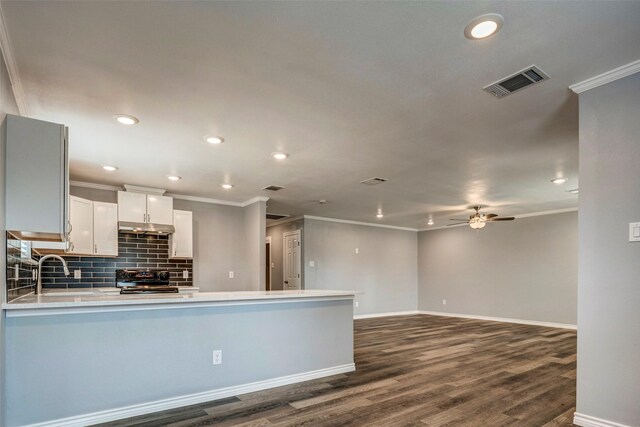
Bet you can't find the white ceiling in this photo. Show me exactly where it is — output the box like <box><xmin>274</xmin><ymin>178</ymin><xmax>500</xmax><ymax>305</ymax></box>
<box><xmin>2</xmin><ymin>1</ymin><xmax>640</xmax><ymax>228</ymax></box>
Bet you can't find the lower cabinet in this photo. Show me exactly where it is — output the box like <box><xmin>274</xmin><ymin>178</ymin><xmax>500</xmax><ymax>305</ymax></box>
<box><xmin>169</xmin><ymin>210</ymin><xmax>193</xmax><ymax>259</ymax></box>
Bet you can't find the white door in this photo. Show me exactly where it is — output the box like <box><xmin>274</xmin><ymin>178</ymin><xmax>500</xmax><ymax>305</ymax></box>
<box><xmin>93</xmin><ymin>202</ymin><xmax>118</xmax><ymax>256</ymax></box>
<box><xmin>117</xmin><ymin>191</ymin><xmax>147</xmax><ymax>223</ymax></box>
<box><xmin>283</xmin><ymin>230</ymin><xmax>301</xmax><ymax>290</ymax></box>
<box><xmin>69</xmin><ymin>196</ymin><xmax>93</xmax><ymax>254</ymax></box>
<box><xmin>169</xmin><ymin>210</ymin><xmax>193</xmax><ymax>259</ymax></box>
<box><xmin>146</xmin><ymin>195</ymin><xmax>173</xmax><ymax>225</ymax></box>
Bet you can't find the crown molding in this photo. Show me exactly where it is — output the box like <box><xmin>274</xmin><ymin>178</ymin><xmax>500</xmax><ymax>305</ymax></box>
<box><xmin>70</xmin><ymin>180</ymin><xmax>268</xmax><ymax>207</ymax></box>
<box><xmin>70</xmin><ymin>180</ymin><xmax>123</xmax><ymax>192</ymax></box>
<box><xmin>240</xmin><ymin>196</ymin><xmax>269</xmax><ymax>207</ymax></box>
<box><xmin>303</xmin><ymin>215</ymin><xmax>418</xmax><ymax>232</ymax></box>
<box><xmin>417</xmin><ymin>207</ymin><xmax>578</xmax><ymax>232</ymax></box>
<box><xmin>569</xmin><ymin>59</ymin><xmax>640</xmax><ymax>94</ymax></box>
<box><xmin>0</xmin><ymin>1</ymin><xmax>28</xmax><ymax>115</ymax></box>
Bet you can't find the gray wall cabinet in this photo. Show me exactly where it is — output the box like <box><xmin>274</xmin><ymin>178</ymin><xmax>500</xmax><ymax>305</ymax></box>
<box><xmin>4</xmin><ymin>114</ymin><xmax>69</xmax><ymax>241</ymax></box>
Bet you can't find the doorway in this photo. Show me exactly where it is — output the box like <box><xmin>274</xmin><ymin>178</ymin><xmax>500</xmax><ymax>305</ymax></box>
<box><xmin>283</xmin><ymin>230</ymin><xmax>301</xmax><ymax>290</ymax></box>
<box><xmin>265</xmin><ymin>236</ymin><xmax>272</xmax><ymax>291</ymax></box>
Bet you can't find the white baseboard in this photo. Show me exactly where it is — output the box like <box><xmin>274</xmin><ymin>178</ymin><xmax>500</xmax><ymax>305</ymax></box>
<box><xmin>574</xmin><ymin>412</ymin><xmax>633</xmax><ymax>427</ymax></box>
<box><xmin>354</xmin><ymin>310</ymin><xmax>419</xmax><ymax>319</ymax></box>
<box><xmin>22</xmin><ymin>363</ymin><xmax>356</xmax><ymax>427</ymax></box>
<box><xmin>418</xmin><ymin>310</ymin><xmax>577</xmax><ymax>330</ymax></box>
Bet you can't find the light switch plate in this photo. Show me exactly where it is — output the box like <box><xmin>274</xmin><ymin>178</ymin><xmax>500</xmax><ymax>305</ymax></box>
<box><xmin>74</xmin><ymin>269</ymin><xmax>82</xmax><ymax>279</ymax></box>
<box><xmin>629</xmin><ymin>222</ymin><xmax>640</xmax><ymax>242</ymax></box>
<box><xmin>309</xmin><ymin>260</ymin><xmax>315</xmax><ymax>267</ymax></box>
<box><xmin>182</xmin><ymin>270</ymin><xmax>189</xmax><ymax>279</ymax></box>
<box><xmin>229</xmin><ymin>271</ymin><xmax>234</xmax><ymax>279</ymax></box>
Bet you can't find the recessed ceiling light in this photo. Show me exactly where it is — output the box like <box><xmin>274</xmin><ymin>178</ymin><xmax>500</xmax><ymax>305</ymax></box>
<box><xmin>464</xmin><ymin>14</ymin><xmax>504</xmax><ymax>40</ymax></box>
<box><xmin>167</xmin><ymin>175</ymin><xmax>182</xmax><ymax>181</ymax></box>
<box><xmin>376</xmin><ymin>209</ymin><xmax>384</xmax><ymax>219</ymax></box>
<box><xmin>271</xmin><ymin>152</ymin><xmax>289</xmax><ymax>160</ymax></box>
<box><xmin>427</xmin><ymin>219</ymin><xmax>434</xmax><ymax>226</ymax></box>
<box><xmin>567</xmin><ymin>188</ymin><xmax>579</xmax><ymax>194</ymax></box>
<box><xmin>551</xmin><ymin>177</ymin><xmax>568</xmax><ymax>184</ymax></box>
<box><xmin>114</xmin><ymin>114</ymin><xmax>139</xmax><ymax>125</ymax></box>
<box><xmin>102</xmin><ymin>165</ymin><xmax>118</xmax><ymax>171</ymax></box>
<box><xmin>205</xmin><ymin>136</ymin><xmax>224</xmax><ymax>144</ymax></box>
<box><xmin>221</xmin><ymin>183</ymin><xmax>233</xmax><ymax>189</ymax></box>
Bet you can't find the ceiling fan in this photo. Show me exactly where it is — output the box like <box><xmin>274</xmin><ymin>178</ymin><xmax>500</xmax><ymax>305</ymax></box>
<box><xmin>448</xmin><ymin>206</ymin><xmax>515</xmax><ymax>229</ymax></box>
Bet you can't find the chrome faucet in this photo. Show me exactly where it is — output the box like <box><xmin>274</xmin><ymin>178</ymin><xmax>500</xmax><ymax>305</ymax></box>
<box><xmin>36</xmin><ymin>254</ymin><xmax>70</xmax><ymax>295</ymax></box>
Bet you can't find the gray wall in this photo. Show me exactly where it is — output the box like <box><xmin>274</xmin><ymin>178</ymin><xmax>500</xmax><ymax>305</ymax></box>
<box><xmin>303</xmin><ymin>218</ymin><xmax>418</xmax><ymax>316</ymax></box>
<box><xmin>418</xmin><ymin>211</ymin><xmax>578</xmax><ymax>325</ymax></box>
<box><xmin>577</xmin><ymin>73</ymin><xmax>640</xmax><ymax>425</ymax></box>
<box><xmin>1</xmin><ymin>44</ymin><xmax>20</xmax><ymax>427</ymax></box>
<box><xmin>266</xmin><ymin>218</ymin><xmax>304</xmax><ymax>290</ymax></box>
<box><xmin>4</xmin><ymin>299</ymin><xmax>354</xmax><ymax>426</ymax></box>
<box><xmin>69</xmin><ymin>187</ymin><xmax>265</xmax><ymax>292</ymax></box>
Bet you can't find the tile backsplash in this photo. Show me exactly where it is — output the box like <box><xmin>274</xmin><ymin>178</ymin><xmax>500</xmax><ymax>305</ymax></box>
<box><xmin>39</xmin><ymin>233</ymin><xmax>193</xmax><ymax>289</ymax></box>
<box><xmin>6</xmin><ymin>236</ymin><xmax>38</xmax><ymax>302</ymax></box>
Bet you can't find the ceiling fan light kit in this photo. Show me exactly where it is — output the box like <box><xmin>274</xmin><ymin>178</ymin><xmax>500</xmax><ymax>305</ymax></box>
<box><xmin>449</xmin><ymin>206</ymin><xmax>515</xmax><ymax>230</ymax></box>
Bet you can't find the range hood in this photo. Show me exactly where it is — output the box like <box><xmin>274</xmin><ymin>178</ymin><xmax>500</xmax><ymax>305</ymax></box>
<box><xmin>118</xmin><ymin>221</ymin><xmax>175</xmax><ymax>235</ymax></box>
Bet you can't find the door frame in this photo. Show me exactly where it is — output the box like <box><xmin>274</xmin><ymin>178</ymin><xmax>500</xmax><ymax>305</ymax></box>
<box><xmin>282</xmin><ymin>230</ymin><xmax>302</xmax><ymax>290</ymax></box>
<box><xmin>265</xmin><ymin>236</ymin><xmax>272</xmax><ymax>291</ymax></box>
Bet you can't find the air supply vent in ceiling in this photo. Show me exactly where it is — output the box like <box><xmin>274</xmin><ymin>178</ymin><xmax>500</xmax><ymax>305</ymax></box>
<box><xmin>266</xmin><ymin>213</ymin><xmax>290</xmax><ymax>220</ymax></box>
<box><xmin>263</xmin><ymin>185</ymin><xmax>284</xmax><ymax>191</ymax></box>
<box><xmin>483</xmin><ymin>65</ymin><xmax>549</xmax><ymax>99</ymax></box>
<box><xmin>360</xmin><ymin>177</ymin><xmax>389</xmax><ymax>186</ymax></box>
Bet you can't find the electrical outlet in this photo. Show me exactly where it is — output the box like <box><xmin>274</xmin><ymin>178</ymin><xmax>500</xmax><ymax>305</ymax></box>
<box><xmin>182</xmin><ymin>270</ymin><xmax>189</xmax><ymax>279</ymax></box>
<box><xmin>355</xmin><ymin>248</ymin><xmax>359</xmax><ymax>254</ymax></box>
<box><xmin>74</xmin><ymin>270</ymin><xmax>82</xmax><ymax>279</ymax></box>
<box><xmin>355</xmin><ymin>301</ymin><xmax>359</xmax><ymax>308</ymax></box>
<box><xmin>442</xmin><ymin>299</ymin><xmax>447</xmax><ymax>305</ymax></box>
<box><xmin>212</xmin><ymin>350</ymin><xmax>222</xmax><ymax>365</ymax></box>
<box><xmin>229</xmin><ymin>271</ymin><xmax>234</xmax><ymax>279</ymax></box>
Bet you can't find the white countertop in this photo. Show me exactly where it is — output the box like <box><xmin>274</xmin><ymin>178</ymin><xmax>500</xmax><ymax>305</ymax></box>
<box><xmin>2</xmin><ymin>289</ymin><xmax>357</xmax><ymax>317</ymax></box>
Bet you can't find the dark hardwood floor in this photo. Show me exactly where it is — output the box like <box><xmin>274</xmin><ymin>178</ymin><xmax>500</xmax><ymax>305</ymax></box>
<box><xmin>96</xmin><ymin>315</ymin><xmax>577</xmax><ymax>427</ymax></box>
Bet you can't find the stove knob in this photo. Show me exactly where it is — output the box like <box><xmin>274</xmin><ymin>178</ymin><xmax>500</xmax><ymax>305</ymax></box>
<box><xmin>158</xmin><ymin>271</ymin><xmax>170</xmax><ymax>281</ymax></box>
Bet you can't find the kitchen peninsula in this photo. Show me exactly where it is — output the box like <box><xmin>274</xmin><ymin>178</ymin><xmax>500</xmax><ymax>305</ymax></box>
<box><xmin>2</xmin><ymin>290</ymin><xmax>356</xmax><ymax>427</ymax></box>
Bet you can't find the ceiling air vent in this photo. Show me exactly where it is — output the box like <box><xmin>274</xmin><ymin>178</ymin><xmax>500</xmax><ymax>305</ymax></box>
<box><xmin>483</xmin><ymin>65</ymin><xmax>549</xmax><ymax>99</ymax></box>
<box><xmin>266</xmin><ymin>213</ymin><xmax>289</xmax><ymax>220</ymax></box>
<box><xmin>360</xmin><ymin>177</ymin><xmax>389</xmax><ymax>186</ymax></box>
<box><xmin>263</xmin><ymin>185</ymin><xmax>284</xmax><ymax>191</ymax></box>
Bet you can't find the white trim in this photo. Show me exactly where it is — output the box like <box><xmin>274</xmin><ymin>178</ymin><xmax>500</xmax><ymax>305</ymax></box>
<box><xmin>123</xmin><ymin>184</ymin><xmax>166</xmax><ymax>195</ymax></box>
<box><xmin>354</xmin><ymin>310</ymin><xmax>419</xmax><ymax>319</ymax></box>
<box><xmin>167</xmin><ymin>192</ymin><xmax>247</xmax><ymax>207</ymax></box>
<box><xmin>20</xmin><ymin>363</ymin><xmax>355</xmax><ymax>427</ymax></box>
<box><xmin>573</xmin><ymin>413</ymin><xmax>633</xmax><ymax>427</ymax></box>
<box><xmin>417</xmin><ymin>207</ymin><xmax>578</xmax><ymax>231</ymax></box>
<box><xmin>418</xmin><ymin>310</ymin><xmax>576</xmax><ymax>330</ymax></box>
<box><xmin>267</xmin><ymin>215</ymin><xmax>304</xmax><ymax>228</ymax></box>
<box><xmin>0</xmin><ymin>1</ymin><xmax>28</xmax><ymax>115</ymax></box>
<box><xmin>69</xmin><ymin>180</ymin><xmax>268</xmax><ymax>207</ymax></box>
<box><xmin>570</xmin><ymin>59</ymin><xmax>640</xmax><ymax>94</ymax></box>
<box><xmin>70</xmin><ymin>180</ymin><xmax>123</xmax><ymax>192</ymax></box>
<box><xmin>304</xmin><ymin>215</ymin><xmax>418</xmax><ymax>232</ymax></box>
<box><xmin>240</xmin><ymin>196</ymin><xmax>269</xmax><ymax>207</ymax></box>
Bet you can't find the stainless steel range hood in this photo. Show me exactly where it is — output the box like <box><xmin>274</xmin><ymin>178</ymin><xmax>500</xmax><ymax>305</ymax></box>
<box><xmin>118</xmin><ymin>221</ymin><xmax>175</xmax><ymax>235</ymax></box>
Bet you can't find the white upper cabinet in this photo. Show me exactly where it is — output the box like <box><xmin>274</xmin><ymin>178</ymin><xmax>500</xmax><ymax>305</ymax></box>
<box><xmin>93</xmin><ymin>202</ymin><xmax>118</xmax><ymax>256</ymax></box>
<box><xmin>169</xmin><ymin>210</ymin><xmax>193</xmax><ymax>259</ymax></box>
<box><xmin>146</xmin><ymin>195</ymin><xmax>173</xmax><ymax>225</ymax></box>
<box><xmin>4</xmin><ymin>114</ymin><xmax>69</xmax><ymax>241</ymax></box>
<box><xmin>117</xmin><ymin>191</ymin><xmax>147</xmax><ymax>223</ymax></box>
<box><xmin>68</xmin><ymin>196</ymin><xmax>93</xmax><ymax>254</ymax></box>
<box><xmin>117</xmin><ymin>191</ymin><xmax>173</xmax><ymax>225</ymax></box>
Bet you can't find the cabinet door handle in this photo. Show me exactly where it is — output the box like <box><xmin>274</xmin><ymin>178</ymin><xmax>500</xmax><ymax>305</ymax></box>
<box><xmin>94</xmin><ymin>244</ymin><xmax>97</xmax><ymax>254</ymax></box>
<box><xmin>143</xmin><ymin>213</ymin><xmax>146</xmax><ymax>223</ymax></box>
<box><xmin>147</xmin><ymin>213</ymin><xmax>151</xmax><ymax>223</ymax></box>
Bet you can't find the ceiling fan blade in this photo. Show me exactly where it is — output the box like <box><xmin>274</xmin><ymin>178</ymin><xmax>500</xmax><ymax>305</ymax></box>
<box><xmin>487</xmin><ymin>217</ymin><xmax>515</xmax><ymax>221</ymax></box>
<box><xmin>484</xmin><ymin>213</ymin><xmax>498</xmax><ymax>219</ymax></box>
<box><xmin>449</xmin><ymin>218</ymin><xmax>470</xmax><ymax>221</ymax></box>
<box><xmin>447</xmin><ymin>222</ymin><xmax>469</xmax><ymax>226</ymax></box>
